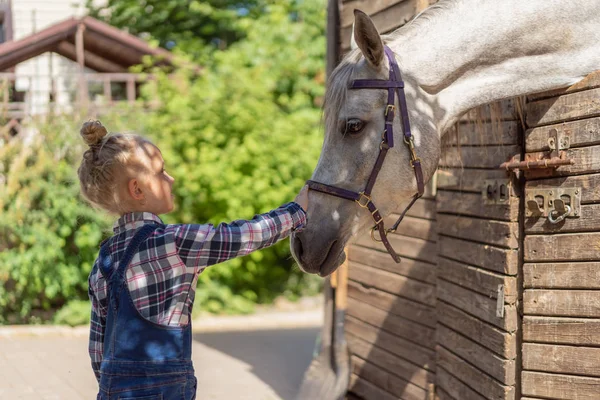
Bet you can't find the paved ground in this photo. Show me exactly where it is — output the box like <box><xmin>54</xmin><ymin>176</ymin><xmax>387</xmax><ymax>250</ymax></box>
<box><xmin>0</xmin><ymin>315</ymin><xmax>321</xmax><ymax>400</ymax></box>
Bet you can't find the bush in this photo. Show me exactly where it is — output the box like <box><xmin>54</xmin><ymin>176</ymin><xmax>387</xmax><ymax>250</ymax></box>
<box><xmin>53</xmin><ymin>299</ymin><xmax>91</xmax><ymax>326</ymax></box>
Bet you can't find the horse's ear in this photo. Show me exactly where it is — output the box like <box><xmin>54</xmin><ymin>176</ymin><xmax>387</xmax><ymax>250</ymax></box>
<box><xmin>353</xmin><ymin>9</ymin><xmax>384</xmax><ymax>68</ymax></box>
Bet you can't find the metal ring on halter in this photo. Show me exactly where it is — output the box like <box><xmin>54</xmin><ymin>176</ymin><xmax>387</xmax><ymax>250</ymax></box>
<box><xmin>356</xmin><ymin>192</ymin><xmax>372</xmax><ymax>208</ymax></box>
<box><xmin>548</xmin><ymin>204</ymin><xmax>572</xmax><ymax>224</ymax></box>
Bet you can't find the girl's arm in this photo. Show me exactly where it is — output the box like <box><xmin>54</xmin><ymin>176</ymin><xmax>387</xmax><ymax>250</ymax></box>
<box><xmin>173</xmin><ymin>201</ymin><xmax>306</xmax><ymax>271</ymax></box>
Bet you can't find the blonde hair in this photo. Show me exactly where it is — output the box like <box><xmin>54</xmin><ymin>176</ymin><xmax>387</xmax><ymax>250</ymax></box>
<box><xmin>77</xmin><ymin>120</ymin><xmax>153</xmax><ymax>214</ymax></box>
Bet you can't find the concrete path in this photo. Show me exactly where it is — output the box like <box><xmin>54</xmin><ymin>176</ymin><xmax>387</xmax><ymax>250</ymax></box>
<box><xmin>0</xmin><ymin>311</ymin><xmax>322</xmax><ymax>400</ymax></box>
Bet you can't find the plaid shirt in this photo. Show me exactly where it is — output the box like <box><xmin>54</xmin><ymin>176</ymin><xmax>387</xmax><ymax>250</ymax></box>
<box><xmin>88</xmin><ymin>202</ymin><xmax>306</xmax><ymax>380</ymax></box>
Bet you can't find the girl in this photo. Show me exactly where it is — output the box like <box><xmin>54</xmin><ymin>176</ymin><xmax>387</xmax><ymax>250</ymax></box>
<box><xmin>79</xmin><ymin>120</ymin><xmax>308</xmax><ymax>400</ymax></box>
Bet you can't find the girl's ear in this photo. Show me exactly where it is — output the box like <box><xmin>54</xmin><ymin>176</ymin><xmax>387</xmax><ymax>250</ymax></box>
<box><xmin>128</xmin><ymin>178</ymin><xmax>144</xmax><ymax>201</ymax></box>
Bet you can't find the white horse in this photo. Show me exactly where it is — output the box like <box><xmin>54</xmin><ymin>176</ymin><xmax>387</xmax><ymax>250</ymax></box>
<box><xmin>291</xmin><ymin>0</ymin><xmax>600</xmax><ymax>276</ymax></box>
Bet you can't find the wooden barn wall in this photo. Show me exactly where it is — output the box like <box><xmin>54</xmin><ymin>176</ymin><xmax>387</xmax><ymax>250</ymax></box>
<box><xmin>521</xmin><ymin>72</ymin><xmax>600</xmax><ymax>399</ymax></box>
<box><xmin>340</xmin><ymin>1</ymin><xmax>438</xmax><ymax>399</ymax></box>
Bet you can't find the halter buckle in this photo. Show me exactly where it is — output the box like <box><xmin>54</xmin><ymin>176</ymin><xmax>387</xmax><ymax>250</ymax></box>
<box><xmin>356</xmin><ymin>192</ymin><xmax>372</xmax><ymax>208</ymax></box>
<box><xmin>404</xmin><ymin>136</ymin><xmax>420</xmax><ymax>166</ymax></box>
<box><xmin>385</xmin><ymin>105</ymin><xmax>396</xmax><ymax>117</ymax></box>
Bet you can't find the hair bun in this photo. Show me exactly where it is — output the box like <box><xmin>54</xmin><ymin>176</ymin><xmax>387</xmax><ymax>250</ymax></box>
<box><xmin>80</xmin><ymin>120</ymin><xmax>108</xmax><ymax>146</ymax></box>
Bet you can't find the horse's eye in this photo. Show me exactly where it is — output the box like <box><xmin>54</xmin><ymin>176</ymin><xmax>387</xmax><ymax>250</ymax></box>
<box><xmin>344</xmin><ymin>119</ymin><xmax>364</xmax><ymax>135</ymax></box>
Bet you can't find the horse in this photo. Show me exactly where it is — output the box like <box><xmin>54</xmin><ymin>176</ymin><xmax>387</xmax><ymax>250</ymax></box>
<box><xmin>291</xmin><ymin>0</ymin><xmax>600</xmax><ymax>277</ymax></box>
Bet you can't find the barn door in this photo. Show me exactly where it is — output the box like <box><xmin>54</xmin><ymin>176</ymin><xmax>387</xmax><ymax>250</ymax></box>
<box><xmin>520</xmin><ymin>72</ymin><xmax>600</xmax><ymax>399</ymax></box>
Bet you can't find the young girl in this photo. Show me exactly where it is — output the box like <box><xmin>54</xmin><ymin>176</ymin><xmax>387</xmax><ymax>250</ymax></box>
<box><xmin>79</xmin><ymin>120</ymin><xmax>308</xmax><ymax>400</ymax></box>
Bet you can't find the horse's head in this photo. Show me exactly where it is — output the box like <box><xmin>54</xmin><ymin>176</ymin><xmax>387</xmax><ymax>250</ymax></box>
<box><xmin>291</xmin><ymin>10</ymin><xmax>440</xmax><ymax>277</ymax></box>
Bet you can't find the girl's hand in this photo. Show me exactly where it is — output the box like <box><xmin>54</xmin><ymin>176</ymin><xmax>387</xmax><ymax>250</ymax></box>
<box><xmin>294</xmin><ymin>185</ymin><xmax>309</xmax><ymax>211</ymax></box>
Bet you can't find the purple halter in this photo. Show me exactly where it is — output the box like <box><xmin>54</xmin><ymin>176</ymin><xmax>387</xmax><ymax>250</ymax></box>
<box><xmin>306</xmin><ymin>46</ymin><xmax>425</xmax><ymax>263</ymax></box>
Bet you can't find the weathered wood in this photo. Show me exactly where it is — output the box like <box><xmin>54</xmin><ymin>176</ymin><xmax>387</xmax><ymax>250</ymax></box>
<box><xmin>523</xmin><ymin>316</ymin><xmax>600</xmax><ymax>346</ymax></box>
<box><xmin>524</xmin><ymin>262</ymin><xmax>600</xmax><ymax>289</ymax></box>
<box><xmin>349</xmin><ymin>245</ymin><xmax>436</xmax><ymax>284</ymax></box>
<box><xmin>525</xmin><ymin>145</ymin><xmax>600</xmax><ymax>176</ymax></box>
<box><xmin>347</xmin><ymin>333</ymin><xmax>434</xmax><ymax>389</ymax></box>
<box><xmin>436</xmin><ymin>367</ymin><xmax>487</xmax><ymax>400</ymax></box>
<box><xmin>438</xmin><ymin>301</ymin><xmax>517</xmax><ymax>359</ymax></box>
<box><xmin>436</xmin><ymin>346</ymin><xmax>515</xmax><ymax>400</ymax></box>
<box><xmin>525</xmin><ymin>204</ymin><xmax>600</xmax><ymax>234</ymax></box>
<box><xmin>349</xmin><ymin>373</ymin><xmax>398</xmax><ymax>400</ymax></box>
<box><xmin>438</xmin><ymin>236</ymin><xmax>518</xmax><ymax>275</ymax></box>
<box><xmin>436</xmin><ymin>387</ymin><xmax>458</xmax><ymax>400</ymax></box>
<box><xmin>526</xmin><ymin>172</ymin><xmax>600</xmax><ymax>203</ymax></box>
<box><xmin>355</xmin><ymin>233</ymin><xmax>438</xmax><ymax>264</ymax></box>
<box><xmin>438</xmin><ymin>257</ymin><xmax>518</xmax><ymax>302</ymax></box>
<box><xmin>352</xmin><ymin>356</ymin><xmax>429</xmax><ymax>400</ymax></box>
<box><xmin>340</xmin><ymin>0</ymin><xmax>407</xmax><ymax>27</ymax></box>
<box><xmin>440</xmin><ymin>145</ymin><xmax>520</xmax><ymax>169</ymax></box>
<box><xmin>437</xmin><ymin>190</ymin><xmax>518</xmax><ymax>221</ymax></box>
<box><xmin>408</xmin><ymin>197</ymin><xmax>437</xmax><ymax>220</ymax></box>
<box><xmin>341</xmin><ymin>0</ymin><xmax>417</xmax><ymax>50</ymax></box>
<box><xmin>437</xmin><ymin>324</ymin><xmax>515</xmax><ymax>385</ymax></box>
<box><xmin>526</xmin><ymin>88</ymin><xmax>600</xmax><ymax>127</ymax></box>
<box><xmin>436</xmin><ymin>168</ymin><xmax>510</xmax><ymax>193</ymax></box>
<box><xmin>444</xmin><ymin>121</ymin><xmax>520</xmax><ymax>146</ymax></box>
<box><xmin>385</xmin><ymin>214</ymin><xmax>437</xmax><ymax>242</ymax></box>
<box><xmin>438</xmin><ymin>214</ymin><xmax>518</xmax><ymax>250</ymax></box>
<box><xmin>523</xmin><ymin>343</ymin><xmax>600</xmax><ymax>378</ymax></box>
<box><xmin>459</xmin><ymin>100</ymin><xmax>519</xmax><ymax>122</ymax></box>
<box><xmin>346</xmin><ymin>315</ymin><xmax>435</xmax><ymax>369</ymax></box>
<box><xmin>349</xmin><ymin>261</ymin><xmax>436</xmax><ymax>306</ymax></box>
<box><xmin>348</xmin><ymin>280</ymin><xmax>437</xmax><ymax>328</ymax></box>
<box><xmin>437</xmin><ymin>280</ymin><xmax>518</xmax><ymax>332</ymax></box>
<box><xmin>522</xmin><ymin>371</ymin><xmax>600</xmax><ymax>399</ymax></box>
<box><xmin>528</xmin><ymin>71</ymin><xmax>600</xmax><ymax>101</ymax></box>
<box><xmin>524</xmin><ymin>233</ymin><xmax>600</xmax><ymax>262</ymax></box>
<box><xmin>347</xmin><ymin>296</ymin><xmax>436</xmax><ymax>348</ymax></box>
<box><xmin>523</xmin><ymin>289</ymin><xmax>600</xmax><ymax>317</ymax></box>
<box><xmin>525</xmin><ymin>116</ymin><xmax>600</xmax><ymax>152</ymax></box>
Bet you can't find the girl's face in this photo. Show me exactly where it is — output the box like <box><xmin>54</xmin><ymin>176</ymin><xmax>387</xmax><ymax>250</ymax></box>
<box><xmin>135</xmin><ymin>144</ymin><xmax>175</xmax><ymax>215</ymax></box>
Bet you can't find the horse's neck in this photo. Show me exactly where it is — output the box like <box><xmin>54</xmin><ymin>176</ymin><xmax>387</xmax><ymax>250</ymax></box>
<box><xmin>390</xmin><ymin>0</ymin><xmax>600</xmax><ymax>133</ymax></box>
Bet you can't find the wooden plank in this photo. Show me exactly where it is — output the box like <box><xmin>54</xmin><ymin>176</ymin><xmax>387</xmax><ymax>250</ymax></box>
<box><xmin>354</xmin><ymin>233</ymin><xmax>438</xmax><ymax>265</ymax></box>
<box><xmin>438</xmin><ymin>214</ymin><xmax>519</xmax><ymax>249</ymax></box>
<box><xmin>436</xmin><ymin>168</ymin><xmax>510</xmax><ymax>193</ymax></box>
<box><xmin>525</xmin><ymin>116</ymin><xmax>600</xmax><ymax>152</ymax></box>
<box><xmin>526</xmin><ymin>173</ymin><xmax>600</xmax><ymax>203</ymax></box>
<box><xmin>352</xmin><ymin>356</ymin><xmax>429</xmax><ymax>400</ymax></box>
<box><xmin>459</xmin><ymin>100</ymin><xmax>519</xmax><ymax>122</ymax></box>
<box><xmin>438</xmin><ymin>301</ymin><xmax>517</xmax><ymax>359</ymax></box>
<box><xmin>438</xmin><ymin>236</ymin><xmax>518</xmax><ymax>275</ymax></box>
<box><xmin>437</xmin><ymin>324</ymin><xmax>516</xmax><ymax>385</ymax></box>
<box><xmin>525</xmin><ymin>204</ymin><xmax>600</xmax><ymax>234</ymax></box>
<box><xmin>347</xmin><ymin>296</ymin><xmax>436</xmax><ymax>348</ymax></box>
<box><xmin>349</xmin><ymin>245</ymin><xmax>436</xmax><ymax>284</ymax></box>
<box><xmin>340</xmin><ymin>0</ymin><xmax>407</xmax><ymax>27</ymax></box>
<box><xmin>438</xmin><ymin>257</ymin><xmax>518</xmax><ymax>303</ymax></box>
<box><xmin>436</xmin><ymin>367</ymin><xmax>486</xmax><ymax>400</ymax></box>
<box><xmin>349</xmin><ymin>374</ymin><xmax>397</xmax><ymax>400</ymax></box>
<box><xmin>523</xmin><ymin>316</ymin><xmax>600</xmax><ymax>346</ymax></box>
<box><xmin>386</xmin><ymin>214</ymin><xmax>437</xmax><ymax>242</ymax></box>
<box><xmin>436</xmin><ymin>346</ymin><xmax>515</xmax><ymax>400</ymax></box>
<box><xmin>523</xmin><ymin>343</ymin><xmax>600</xmax><ymax>378</ymax></box>
<box><xmin>440</xmin><ymin>145</ymin><xmax>520</xmax><ymax>169</ymax></box>
<box><xmin>526</xmin><ymin>145</ymin><xmax>600</xmax><ymax>176</ymax></box>
<box><xmin>436</xmin><ymin>387</ymin><xmax>458</xmax><ymax>400</ymax></box>
<box><xmin>437</xmin><ymin>190</ymin><xmax>518</xmax><ymax>221</ymax></box>
<box><xmin>524</xmin><ymin>262</ymin><xmax>600</xmax><ymax>289</ymax></box>
<box><xmin>349</xmin><ymin>261</ymin><xmax>435</xmax><ymax>306</ymax></box>
<box><xmin>408</xmin><ymin>197</ymin><xmax>436</xmax><ymax>220</ymax></box>
<box><xmin>522</xmin><ymin>371</ymin><xmax>600</xmax><ymax>399</ymax></box>
<box><xmin>347</xmin><ymin>333</ymin><xmax>434</xmax><ymax>389</ymax></box>
<box><xmin>524</xmin><ymin>233</ymin><xmax>600</xmax><ymax>262</ymax></box>
<box><xmin>341</xmin><ymin>0</ymin><xmax>417</xmax><ymax>50</ymax></box>
<box><xmin>528</xmin><ymin>71</ymin><xmax>600</xmax><ymax>101</ymax></box>
<box><xmin>437</xmin><ymin>280</ymin><xmax>518</xmax><ymax>332</ymax></box>
<box><xmin>348</xmin><ymin>280</ymin><xmax>437</xmax><ymax>328</ymax></box>
<box><xmin>523</xmin><ymin>289</ymin><xmax>600</xmax><ymax>317</ymax></box>
<box><xmin>526</xmin><ymin>88</ymin><xmax>600</xmax><ymax>127</ymax></box>
<box><xmin>346</xmin><ymin>316</ymin><xmax>435</xmax><ymax>369</ymax></box>
<box><xmin>443</xmin><ymin>121</ymin><xmax>520</xmax><ymax>146</ymax></box>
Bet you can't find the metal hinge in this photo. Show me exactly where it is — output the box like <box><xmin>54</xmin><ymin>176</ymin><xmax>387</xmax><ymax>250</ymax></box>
<box><xmin>526</xmin><ymin>187</ymin><xmax>582</xmax><ymax>223</ymax></box>
<box><xmin>483</xmin><ymin>179</ymin><xmax>511</xmax><ymax>205</ymax></box>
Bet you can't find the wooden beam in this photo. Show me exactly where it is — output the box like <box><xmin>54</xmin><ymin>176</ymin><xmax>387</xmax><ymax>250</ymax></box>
<box><xmin>76</xmin><ymin>23</ymin><xmax>87</xmax><ymax>107</ymax></box>
<box><xmin>54</xmin><ymin>41</ymin><xmax>127</xmax><ymax>73</ymax></box>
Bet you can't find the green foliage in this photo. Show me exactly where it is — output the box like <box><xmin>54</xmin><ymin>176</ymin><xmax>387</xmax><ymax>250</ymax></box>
<box><xmin>53</xmin><ymin>299</ymin><xmax>91</xmax><ymax>326</ymax></box>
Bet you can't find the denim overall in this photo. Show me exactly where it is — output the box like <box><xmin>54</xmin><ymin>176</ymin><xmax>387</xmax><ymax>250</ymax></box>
<box><xmin>97</xmin><ymin>224</ymin><xmax>197</xmax><ymax>400</ymax></box>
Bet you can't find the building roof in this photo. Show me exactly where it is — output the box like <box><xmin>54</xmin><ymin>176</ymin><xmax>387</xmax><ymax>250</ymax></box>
<box><xmin>0</xmin><ymin>16</ymin><xmax>174</xmax><ymax>72</ymax></box>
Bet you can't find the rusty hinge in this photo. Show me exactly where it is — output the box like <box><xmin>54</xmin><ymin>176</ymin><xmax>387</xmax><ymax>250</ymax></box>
<box><xmin>526</xmin><ymin>187</ymin><xmax>582</xmax><ymax>222</ymax></box>
<box><xmin>499</xmin><ymin>128</ymin><xmax>574</xmax><ymax>178</ymax></box>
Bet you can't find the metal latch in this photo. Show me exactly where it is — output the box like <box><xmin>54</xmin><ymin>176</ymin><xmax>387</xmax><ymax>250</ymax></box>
<box><xmin>483</xmin><ymin>179</ymin><xmax>511</xmax><ymax>205</ymax></box>
<box><xmin>526</xmin><ymin>187</ymin><xmax>581</xmax><ymax>223</ymax></box>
